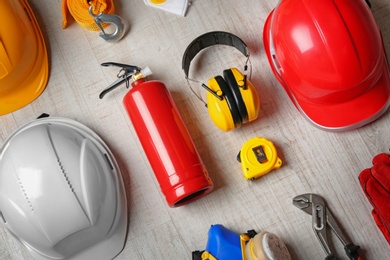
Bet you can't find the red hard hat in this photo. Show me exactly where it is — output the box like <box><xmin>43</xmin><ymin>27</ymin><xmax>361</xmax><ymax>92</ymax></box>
<box><xmin>263</xmin><ymin>0</ymin><xmax>390</xmax><ymax>131</ymax></box>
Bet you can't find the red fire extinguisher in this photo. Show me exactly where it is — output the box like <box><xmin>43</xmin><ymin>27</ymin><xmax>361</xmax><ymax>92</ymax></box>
<box><xmin>100</xmin><ymin>62</ymin><xmax>214</xmax><ymax>207</ymax></box>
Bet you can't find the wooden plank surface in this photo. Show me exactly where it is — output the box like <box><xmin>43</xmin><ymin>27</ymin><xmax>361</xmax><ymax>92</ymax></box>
<box><xmin>1</xmin><ymin>0</ymin><xmax>390</xmax><ymax>259</ymax></box>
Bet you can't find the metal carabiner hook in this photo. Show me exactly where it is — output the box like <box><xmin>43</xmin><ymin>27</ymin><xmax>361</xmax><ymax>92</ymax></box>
<box><xmin>88</xmin><ymin>5</ymin><xmax>126</xmax><ymax>43</ymax></box>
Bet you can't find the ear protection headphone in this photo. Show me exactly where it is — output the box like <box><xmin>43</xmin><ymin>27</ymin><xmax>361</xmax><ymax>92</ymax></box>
<box><xmin>182</xmin><ymin>31</ymin><xmax>260</xmax><ymax>132</ymax></box>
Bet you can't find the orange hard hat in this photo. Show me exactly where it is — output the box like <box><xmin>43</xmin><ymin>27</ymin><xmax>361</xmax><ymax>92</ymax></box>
<box><xmin>263</xmin><ymin>0</ymin><xmax>390</xmax><ymax>131</ymax></box>
<box><xmin>0</xmin><ymin>0</ymin><xmax>49</xmax><ymax>115</ymax></box>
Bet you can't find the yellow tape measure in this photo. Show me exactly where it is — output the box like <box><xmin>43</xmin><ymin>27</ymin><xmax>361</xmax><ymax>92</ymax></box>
<box><xmin>237</xmin><ymin>137</ymin><xmax>282</xmax><ymax>180</ymax></box>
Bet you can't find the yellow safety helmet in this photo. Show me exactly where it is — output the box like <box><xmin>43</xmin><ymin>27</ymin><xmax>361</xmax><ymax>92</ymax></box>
<box><xmin>0</xmin><ymin>0</ymin><xmax>49</xmax><ymax>115</ymax></box>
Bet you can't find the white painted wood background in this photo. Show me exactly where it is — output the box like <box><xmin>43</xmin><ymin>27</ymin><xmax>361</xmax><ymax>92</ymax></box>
<box><xmin>1</xmin><ymin>0</ymin><xmax>390</xmax><ymax>259</ymax></box>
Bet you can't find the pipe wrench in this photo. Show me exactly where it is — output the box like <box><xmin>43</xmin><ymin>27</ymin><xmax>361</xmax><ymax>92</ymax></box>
<box><xmin>293</xmin><ymin>193</ymin><xmax>361</xmax><ymax>260</ymax></box>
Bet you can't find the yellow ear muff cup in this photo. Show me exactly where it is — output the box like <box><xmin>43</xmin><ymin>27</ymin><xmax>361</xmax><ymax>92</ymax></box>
<box><xmin>206</xmin><ymin>76</ymin><xmax>239</xmax><ymax>131</ymax></box>
<box><xmin>214</xmin><ymin>75</ymin><xmax>242</xmax><ymax>127</ymax></box>
<box><xmin>230</xmin><ymin>68</ymin><xmax>260</xmax><ymax>122</ymax></box>
<box><xmin>223</xmin><ymin>68</ymin><xmax>249</xmax><ymax>123</ymax></box>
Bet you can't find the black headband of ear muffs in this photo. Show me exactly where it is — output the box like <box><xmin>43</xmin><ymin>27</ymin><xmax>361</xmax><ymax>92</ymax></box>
<box><xmin>182</xmin><ymin>31</ymin><xmax>249</xmax><ymax>78</ymax></box>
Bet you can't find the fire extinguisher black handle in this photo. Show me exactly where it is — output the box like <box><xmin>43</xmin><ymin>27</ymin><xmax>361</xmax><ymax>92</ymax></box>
<box><xmin>101</xmin><ymin>62</ymin><xmax>141</xmax><ymax>74</ymax></box>
<box><xmin>99</xmin><ymin>76</ymin><xmax>130</xmax><ymax>99</ymax></box>
<box><xmin>99</xmin><ymin>62</ymin><xmax>142</xmax><ymax>99</ymax></box>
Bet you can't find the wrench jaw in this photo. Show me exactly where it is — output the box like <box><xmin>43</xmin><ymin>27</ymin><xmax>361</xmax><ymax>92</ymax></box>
<box><xmin>292</xmin><ymin>194</ymin><xmax>312</xmax><ymax>214</ymax></box>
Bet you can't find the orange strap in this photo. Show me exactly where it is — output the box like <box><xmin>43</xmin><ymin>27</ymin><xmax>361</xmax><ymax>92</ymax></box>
<box><xmin>62</xmin><ymin>0</ymin><xmax>116</xmax><ymax>31</ymax></box>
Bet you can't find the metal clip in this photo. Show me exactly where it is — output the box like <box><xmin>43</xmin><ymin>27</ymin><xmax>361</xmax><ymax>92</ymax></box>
<box><xmin>89</xmin><ymin>5</ymin><xmax>126</xmax><ymax>42</ymax></box>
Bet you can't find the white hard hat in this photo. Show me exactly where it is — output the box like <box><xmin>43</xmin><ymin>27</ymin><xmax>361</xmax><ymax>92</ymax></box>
<box><xmin>0</xmin><ymin>116</ymin><xmax>127</xmax><ymax>260</ymax></box>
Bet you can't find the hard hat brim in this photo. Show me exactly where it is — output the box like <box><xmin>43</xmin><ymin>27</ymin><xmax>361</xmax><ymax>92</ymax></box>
<box><xmin>294</xmin><ymin>62</ymin><xmax>390</xmax><ymax>131</ymax></box>
<box><xmin>263</xmin><ymin>10</ymin><xmax>390</xmax><ymax>131</ymax></box>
